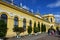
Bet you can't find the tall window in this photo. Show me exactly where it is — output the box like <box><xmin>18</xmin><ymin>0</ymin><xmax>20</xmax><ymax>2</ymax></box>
<box><xmin>1</xmin><ymin>14</ymin><xmax>7</xmax><ymax>24</ymax></box>
<box><xmin>51</xmin><ymin>18</ymin><xmax>52</xmax><ymax>22</ymax></box>
<box><xmin>23</xmin><ymin>18</ymin><xmax>26</xmax><ymax>30</ymax></box>
<box><xmin>14</xmin><ymin>17</ymin><xmax>18</xmax><ymax>27</ymax></box>
<box><xmin>29</xmin><ymin>20</ymin><xmax>32</xmax><ymax>27</ymax></box>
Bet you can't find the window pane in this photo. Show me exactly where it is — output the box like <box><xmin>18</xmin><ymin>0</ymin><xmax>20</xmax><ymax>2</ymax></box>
<box><xmin>1</xmin><ymin>14</ymin><xmax>7</xmax><ymax>23</ymax></box>
<box><xmin>14</xmin><ymin>17</ymin><xmax>18</xmax><ymax>27</ymax></box>
<box><xmin>51</xmin><ymin>18</ymin><xmax>52</xmax><ymax>22</ymax></box>
<box><xmin>23</xmin><ymin>18</ymin><xmax>26</xmax><ymax>30</ymax></box>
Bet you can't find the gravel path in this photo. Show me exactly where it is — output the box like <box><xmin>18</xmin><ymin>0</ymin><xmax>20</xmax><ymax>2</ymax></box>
<box><xmin>37</xmin><ymin>36</ymin><xmax>60</xmax><ymax>40</ymax></box>
<box><xmin>7</xmin><ymin>33</ymin><xmax>60</xmax><ymax>40</ymax></box>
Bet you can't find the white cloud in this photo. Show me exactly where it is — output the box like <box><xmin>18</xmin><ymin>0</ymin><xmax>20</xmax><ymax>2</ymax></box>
<box><xmin>54</xmin><ymin>15</ymin><xmax>60</xmax><ymax>17</ymax></box>
<box><xmin>47</xmin><ymin>1</ymin><xmax>60</xmax><ymax>8</ymax></box>
<box><xmin>54</xmin><ymin>15</ymin><xmax>60</xmax><ymax>23</ymax></box>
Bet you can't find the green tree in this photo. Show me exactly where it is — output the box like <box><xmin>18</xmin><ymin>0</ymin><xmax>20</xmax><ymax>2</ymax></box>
<box><xmin>28</xmin><ymin>26</ymin><xmax>32</xmax><ymax>34</ymax></box>
<box><xmin>34</xmin><ymin>22</ymin><xmax>36</xmax><ymax>27</ymax></box>
<box><xmin>41</xmin><ymin>23</ymin><xmax>44</xmax><ymax>32</ymax></box>
<box><xmin>38</xmin><ymin>22</ymin><xmax>40</xmax><ymax>32</ymax></box>
<box><xmin>0</xmin><ymin>20</ymin><xmax>7</xmax><ymax>38</ymax></box>
<box><xmin>41</xmin><ymin>23</ymin><xmax>46</xmax><ymax>32</ymax></box>
<box><xmin>43</xmin><ymin>24</ymin><xmax>46</xmax><ymax>32</ymax></box>
<box><xmin>34</xmin><ymin>27</ymin><xmax>39</xmax><ymax>33</ymax></box>
<box><xmin>34</xmin><ymin>22</ymin><xmax>36</xmax><ymax>33</ymax></box>
<box><xmin>34</xmin><ymin>22</ymin><xmax>40</xmax><ymax>33</ymax></box>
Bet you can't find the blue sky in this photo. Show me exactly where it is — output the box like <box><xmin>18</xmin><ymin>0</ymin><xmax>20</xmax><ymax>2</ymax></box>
<box><xmin>5</xmin><ymin>0</ymin><xmax>60</xmax><ymax>23</ymax></box>
<box><xmin>13</xmin><ymin>0</ymin><xmax>60</xmax><ymax>15</ymax></box>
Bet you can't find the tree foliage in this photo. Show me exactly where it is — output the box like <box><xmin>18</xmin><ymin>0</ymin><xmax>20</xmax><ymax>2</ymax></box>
<box><xmin>41</xmin><ymin>23</ymin><xmax>44</xmax><ymax>32</ymax></box>
<box><xmin>28</xmin><ymin>26</ymin><xmax>32</xmax><ymax>34</ymax></box>
<box><xmin>34</xmin><ymin>22</ymin><xmax>36</xmax><ymax>27</ymax></box>
<box><xmin>13</xmin><ymin>27</ymin><xmax>25</xmax><ymax>35</ymax></box>
<box><xmin>0</xmin><ymin>20</ymin><xmax>7</xmax><ymax>37</ymax></box>
<box><xmin>34</xmin><ymin>27</ymin><xmax>39</xmax><ymax>33</ymax></box>
<box><xmin>41</xmin><ymin>23</ymin><xmax>46</xmax><ymax>32</ymax></box>
<box><xmin>43</xmin><ymin>24</ymin><xmax>46</xmax><ymax>32</ymax></box>
<box><xmin>38</xmin><ymin>22</ymin><xmax>40</xmax><ymax>32</ymax></box>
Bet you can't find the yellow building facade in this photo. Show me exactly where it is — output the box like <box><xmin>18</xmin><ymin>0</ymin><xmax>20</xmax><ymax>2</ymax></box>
<box><xmin>0</xmin><ymin>0</ymin><xmax>56</xmax><ymax>37</ymax></box>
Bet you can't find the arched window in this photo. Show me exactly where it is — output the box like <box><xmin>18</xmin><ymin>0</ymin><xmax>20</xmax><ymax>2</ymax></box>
<box><xmin>23</xmin><ymin>18</ymin><xmax>26</xmax><ymax>30</ymax></box>
<box><xmin>1</xmin><ymin>14</ymin><xmax>7</xmax><ymax>24</ymax></box>
<box><xmin>14</xmin><ymin>17</ymin><xmax>18</xmax><ymax>27</ymax></box>
<box><xmin>51</xmin><ymin>18</ymin><xmax>52</xmax><ymax>22</ymax></box>
<box><xmin>29</xmin><ymin>20</ymin><xmax>32</xmax><ymax>27</ymax></box>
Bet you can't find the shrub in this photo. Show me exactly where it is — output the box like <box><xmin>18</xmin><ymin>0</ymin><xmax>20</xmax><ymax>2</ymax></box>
<box><xmin>0</xmin><ymin>20</ymin><xmax>7</xmax><ymax>38</ymax></box>
<box><xmin>13</xmin><ymin>27</ymin><xmax>25</xmax><ymax>36</ymax></box>
<box><xmin>28</xmin><ymin>26</ymin><xmax>32</xmax><ymax>34</ymax></box>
